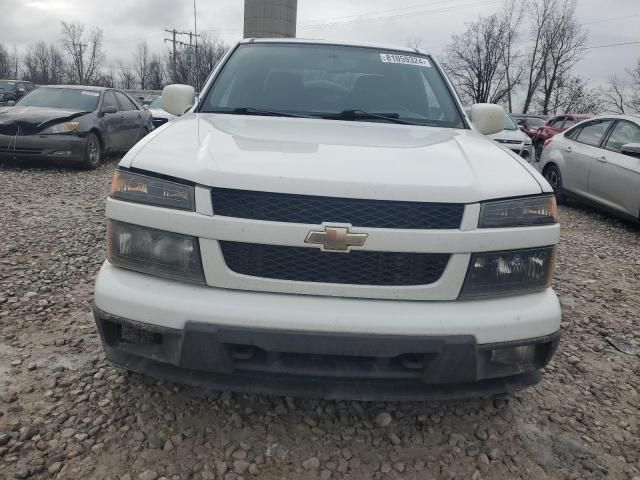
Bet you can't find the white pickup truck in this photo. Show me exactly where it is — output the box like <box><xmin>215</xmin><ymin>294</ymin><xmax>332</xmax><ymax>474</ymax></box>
<box><xmin>93</xmin><ymin>39</ymin><xmax>561</xmax><ymax>400</ymax></box>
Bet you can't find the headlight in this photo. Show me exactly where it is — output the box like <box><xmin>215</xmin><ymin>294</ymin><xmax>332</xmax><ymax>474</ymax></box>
<box><xmin>107</xmin><ymin>220</ymin><xmax>205</xmax><ymax>283</ymax></box>
<box><xmin>40</xmin><ymin>121</ymin><xmax>79</xmax><ymax>134</ymax></box>
<box><xmin>479</xmin><ymin>195</ymin><xmax>557</xmax><ymax>228</ymax></box>
<box><xmin>111</xmin><ymin>170</ymin><xmax>195</xmax><ymax>211</ymax></box>
<box><xmin>460</xmin><ymin>246</ymin><xmax>556</xmax><ymax>299</ymax></box>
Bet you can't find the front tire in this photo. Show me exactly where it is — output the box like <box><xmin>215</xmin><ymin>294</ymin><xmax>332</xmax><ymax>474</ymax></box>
<box><xmin>81</xmin><ymin>133</ymin><xmax>101</xmax><ymax>170</ymax></box>
<box><xmin>543</xmin><ymin>164</ymin><xmax>565</xmax><ymax>204</ymax></box>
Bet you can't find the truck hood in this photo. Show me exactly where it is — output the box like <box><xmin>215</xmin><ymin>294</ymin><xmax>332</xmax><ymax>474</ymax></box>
<box><xmin>124</xmin><ymin>113</ymin><xmax>544</xmax><ymax>203</ymax></box>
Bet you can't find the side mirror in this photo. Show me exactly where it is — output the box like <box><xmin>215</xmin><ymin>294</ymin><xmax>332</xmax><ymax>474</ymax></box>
<box><xmin>621</xmin><ymin>143</ymin><xmax>640</xmax><ymax>159</ymax></box>
<box><xmin>17</xmin><ymin>88</ymin><xmax>25</xmax><ymax>93</ymax></box>
<box><xmin>142</xmin><ymin>104</ymin><xmax>150</xmax><ymax>110</ymax></box>
<box><xmin>516</xmin><ymin>119</ymin><xmax>525</xmax><ymax>126</ymax></box>
<box><xmin>470</xmin><ymin>103</ymin><xmax>505</xmax><ymax>135</ymax></box>
<box><xmin>162</xmin><ymin>84</ymin><xmax>195</xmax><ymax>117</ymax></box>
<box><xmin>102</xmin><ymin>105</ymin><xmax>118</xmax><ymax>114</ymax></box>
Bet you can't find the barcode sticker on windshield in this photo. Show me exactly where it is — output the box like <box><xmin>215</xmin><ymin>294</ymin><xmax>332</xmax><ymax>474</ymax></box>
<box><xmin>380</xmin><ymin>53</ymin><xmax>431</xmax><ymax>67</ymax></box>
<box><xmin>82</xmin><ymin>91</ymin><xmax>100</xmax><ymax>96</ymax></box>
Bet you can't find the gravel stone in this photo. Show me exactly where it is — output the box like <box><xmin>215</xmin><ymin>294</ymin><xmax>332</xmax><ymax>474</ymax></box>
<box><xmin>302</xmin><ymin>457</ymin><xmax>321</xmax><ymax>470</ymax></box>
<box><xmin>138</xmin><ymin>470</ymin><xmax>158</xmax><ymax>480</ymax></box>
<box><xmin>374</xmin><ymin>412</ymin><xmax>392</xmax><ymax>427</ymax></box>
<box><xmin>233</xmin><ymin>460</ymin><xmax>250</xmax><ymax>475</ymax></box>
<box><xmin>1</xmin><ymin>161</ymin><xmax>640</xmax><ymax>480</ymax></box>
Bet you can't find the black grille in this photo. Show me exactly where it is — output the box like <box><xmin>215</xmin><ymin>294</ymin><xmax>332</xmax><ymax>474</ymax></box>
<box><xmin>220</xmin><ymin>242</ymin><xmax>449</xmax><ymax>286</ymax></box>
<box><xmin>211</xmin><ymin>188</ymin><xmax>464</xmax><ymax>230</ymax></box>
<box><xmin>0</xmin><ymin>123</ymin><xmax>40</xmax><ymax>136</ymax></box>
<box><xmin>152</xmin><ymin>118</ymin><xmax>168</xmax><ymax>128</ymax></box>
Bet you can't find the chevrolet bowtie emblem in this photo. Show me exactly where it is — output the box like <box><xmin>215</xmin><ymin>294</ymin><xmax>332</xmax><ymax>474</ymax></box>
<box><xmin>304</xmin><ymin>225</ymin><xmax>368</xmax><ymax>252</ymax></box>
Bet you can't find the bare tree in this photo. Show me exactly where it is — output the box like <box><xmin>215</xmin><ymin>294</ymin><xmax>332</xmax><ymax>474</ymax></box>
<box><xmin>8</xmin><ymin>46</ymin><xmax>20</xmax><ymax>78</ymax></box>
<box><xmin>542</xmin><ymin>75</ymin><xmax>603</xmax><ymax>115</ymax></box>
<box><xmin>0</xmin><ymin>44</ymin><xmax>17</xmax><ymax>79</ymax></box>
<box><xmin>538</xmin><ymin>0</ymin><xmax>587</xmax><ymax>115</ymax></box>
<box><xmin>521</xmin><ymin>0</ymin><xmax>556</xmax><ymax>113</ymax></box>
<box><xmin>94</xmin><ymin>69</ymin><xmax>116</xmax><ymax>88</ymax></box>
<box><xmin>116</xmin><ymin>60</ymin><xmax>136</xmax><ymax>89</ymax></box>
<box><xmin>146</xmin><ymin>54</ymin><xmax>165</xmax><ymax>90</ymax></box>
<box><xmin>627</xmin><ymin>59</ymin><xmax>640</xmax><ymax>112</ymax></box>
<box><xmin>499</xmin><ymin>0</ymin><xmax>524</xmax><ymax>112</ymax></box>
<box><xmin>442</xmin><ymin>14</ymin><xmax>509</xmax><ymax>104</ymax></box>
<box><xmin>194</xmin><ymin>35</ymin><xmax>227</xmax><ymax>89</ymax></box>
<box><xmin>603</xmin><ymin>75</ymin><xmax>628</xmax><ymax>114</ymax></box>
<box><xmin>49</xmin><ymin>45</ymin><xmax>65</xmax><ymax>84</ymax></box>
<box><xmin>134</xmin><ymin>41</ymin><xmax>150</xmax><ymax>90</ymax></box>
<box><xmin>164</xmin><ymin>35</ymin><xmax>227</xmax><ymax>89</ymax></box>
<box><xmin>60</xmin><ymin>21</ymin><xmax>104</xmax><ymax>84</ymax></box>
<box><xmin>406</xmin><ymin>36</ymin><xmax>424</xmax><ymax>51</ymax></box>
<box><xmin>23</xmin><ymin>42</ymin><xmax>64</xmax><ymax>84</ymax></box>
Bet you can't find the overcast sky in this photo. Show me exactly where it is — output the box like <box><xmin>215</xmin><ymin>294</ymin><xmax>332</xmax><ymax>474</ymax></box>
<box><xmin>2</xmin><ymin>0</ymin><xmax>639</xmax><ymax>90</ymax></box>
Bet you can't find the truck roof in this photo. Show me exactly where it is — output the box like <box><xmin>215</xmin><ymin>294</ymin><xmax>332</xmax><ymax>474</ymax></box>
<box><xmin>239</xmin><ymin>37</ymin><xmax>429</xmax><ymax>55</ymax></box>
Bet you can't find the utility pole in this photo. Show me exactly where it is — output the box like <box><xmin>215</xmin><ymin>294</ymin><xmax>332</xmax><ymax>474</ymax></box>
<box><xmin>73</xmin><ymin>41</ymin><xmax>87</xmax><ymax>84</ymax></box>
<box><xmin>164</xmin><ymin>29</ymin><xmax>177</xmax><ymax>82</ymax></box>
<box><xmin>164</xmin><ymin>28</ymin><xmax>200</xmax><ymax>85</ymax></box>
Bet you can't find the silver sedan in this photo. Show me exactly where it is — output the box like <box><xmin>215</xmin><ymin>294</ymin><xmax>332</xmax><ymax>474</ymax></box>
<box><xmin>538</xmin><ymin>114</ymin><xmax>640</xmax><ymax>222</ymax></box>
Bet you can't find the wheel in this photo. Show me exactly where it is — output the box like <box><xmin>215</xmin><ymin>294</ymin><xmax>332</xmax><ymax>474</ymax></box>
<box><xmin>543</xmin><ymin>164</ymin><xmax>565</xmax><ymax>204</ymax></box>
<box><xmin>80</xmin><ymin>133</ymin><xmax>102</xmax><ymax>170</ymax></box>
<box><xmin>534</xmin><ymin>140</ymin><xmax>545</xmax><ymax>160</ymax></box>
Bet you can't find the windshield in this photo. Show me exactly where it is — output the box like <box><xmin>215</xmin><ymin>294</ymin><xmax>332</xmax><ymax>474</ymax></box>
<box><xmin>202</xmin><ymin>43</ymin><xmax>464</xmax><ymax>128</ymax></box>
<box><xmin>504</xmin><ymin>114</ymin><xmax>518</xmax><ymax>130</ymax></box>
<box><xmin>149</xmin><ymin>97</ymin><xmax>162</xmax><ymax>108</ymax></box>
<box><xmin>0</xmin><ymin>80</ymin><xmax>16</xmax><ymax>91</ymax></box>
<box><xmin>16</xmin><ymin>87</ymin><xmax>100</xmax><ymax>111</ymax></box>
<box><xmin>527</xmin><ymin>117</ymin><xmax>545</xmax><ymax>127</ymax></box>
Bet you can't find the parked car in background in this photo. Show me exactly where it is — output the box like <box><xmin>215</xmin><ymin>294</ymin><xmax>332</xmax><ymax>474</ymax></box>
<box><xmin>510</xmin><ymin>114</ymin><xmax>547</xmax><ymax>139</ymax></box>
<box><xmin>141</xmin><ymin>94</ymin><xmax>160</xmax><ymax>106</ymax></box>
<box><xmin>533</xmin><ymin>114</ymin><xmax>592</xmax><ymax>159</ymax></box>
<box><xmin>148</xmin><ymin>96</ymin><xmax>176</xmax><ymax>129</ymax></box>
<box><xmin>539</xmin><ymin>115</ymin><xmax>640</xmax><ymax>222</ymax></box>
<box><xmin>0</xmin><ymin>85</ymin><xmax>153</xmax><ymax>169</ymax></box>
<box><xmin>93</xmin><ymin>39</ymin><xmax>561</xmax><ymax>400</ymax></box>
<box><xmin>489</xmin><ymin>114</ymin><xmax>535</xmax><ymax>162</ymax></box>
<box><xmin>0</xmin><ymin>80</ymin><xmax>36</xmax><ymax>105</ymax></box>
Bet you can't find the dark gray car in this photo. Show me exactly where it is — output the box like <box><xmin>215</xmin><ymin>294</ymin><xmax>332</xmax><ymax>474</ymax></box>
<box><xmin>0</xmin><ymin>85</ymin><xmax>153</xmax><ymax>169</ymax></box>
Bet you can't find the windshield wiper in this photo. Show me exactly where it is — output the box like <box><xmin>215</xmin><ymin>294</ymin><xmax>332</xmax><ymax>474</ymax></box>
<box><xmin>323</xmin><ymin>109</ymin><xmax>420</xmax><ymax>126</ymax></box>
<box><xmin>209</xmin><ymin>106</ymin><xmax>316</xmax><ymax>119</ymax></box>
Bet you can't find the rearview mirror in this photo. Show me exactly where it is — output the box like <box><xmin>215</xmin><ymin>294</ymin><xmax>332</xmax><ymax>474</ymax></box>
<box><xmin>470</xmin><ymin>103</ymin><xmax>505</xmax><ymax>135</ymax></box>
<box><xmin>102</xmin><ymin>105</ymin><xmax>118</xmax><ymax>114</ymax></box>
<box><xmin>621</xmin><ymin>143</ymin><xmax>640</xmax><ymax>159</ymax></box>
<box><xmin>162</xmin><ymin>84</ymin><xmax>195</xmax><ymax>117</ymax></box>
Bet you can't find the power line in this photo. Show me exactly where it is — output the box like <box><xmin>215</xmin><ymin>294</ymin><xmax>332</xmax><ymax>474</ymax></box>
<box><xmin>298</xmin><ymin>0</ymin><xmax>501</xmax><ymax>29</ymax></box>
<box><xmin>580</xmin><ymin>13</ymin><xmax>640</xmax><ymax>25</ymax></box>
<box><xmin>298</xmin><ymin>0</ymin><xmax>460</xmax><ymax>26</ymax></box>
<box><xmin>582</xmin><ymin>40</ymin><xmax>640</xmax><ymax>50</ymax></box>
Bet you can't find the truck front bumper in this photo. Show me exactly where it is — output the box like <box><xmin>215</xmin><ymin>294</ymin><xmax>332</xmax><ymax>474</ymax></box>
<box><xmin>93</xmin><ymin>263</ymin><xmax>561</xmax><ymax>400</ymax></box>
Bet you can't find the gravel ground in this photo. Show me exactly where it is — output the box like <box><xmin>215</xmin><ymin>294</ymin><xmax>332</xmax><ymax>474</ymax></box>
<box><xmin>0</xmin><ymin>158</ymin><xmax>638</xmax><ymax>480</ymax></box>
